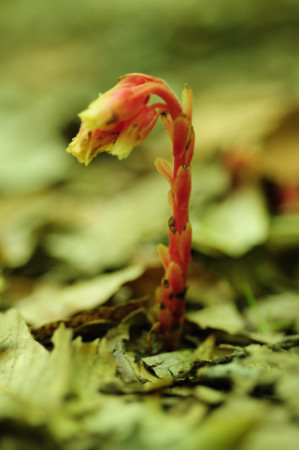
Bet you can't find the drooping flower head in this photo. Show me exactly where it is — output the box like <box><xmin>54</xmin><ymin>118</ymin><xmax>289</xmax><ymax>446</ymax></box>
<box><xmin>67</xmin><ymin>74</ymin><xmax>182</xmax><ymax>164</ymax></box>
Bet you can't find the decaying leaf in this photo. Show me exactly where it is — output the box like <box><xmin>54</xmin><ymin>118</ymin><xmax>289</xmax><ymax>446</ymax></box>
<box><xmin>0</xmin><ymin>309</ymin><xmax>117</xmax><ymax>423</ymax></box>
<box><xmin>16</xmin><ymin>265</ymin><xmax>144</xmax><ymax>327</ymax></box>
<box><xmin>142</xmin><ymin>349</ymin><xmax>199</xmax><ymax>379</ymax></box>
<box><xmin>33</xmin><ymin>298</ymin><xmax>151</xmax><ymax>345</ymax></box>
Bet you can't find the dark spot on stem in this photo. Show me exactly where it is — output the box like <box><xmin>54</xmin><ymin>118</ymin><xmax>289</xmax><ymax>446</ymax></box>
<box><xmin>168</xmin><ymin>216</ymin><xmax>176</xmax><ymax>234</ymax></box>
<box><xmin>163</xmin><ymin>278</ymin><xmax>169</xmax><ymax>288</ymax></box>
<box><xmin>176</xmin><ymin>289</ymin><xmax>187</xmax><ymax>299</ymax></box>
<box><xmin>170</xmin><ymin>322</ymin><xmax>180</xmax><ymax>332</ymax></box>
<box><xmin>159</xmin><ymin>302</ymin><xmax>166</xmax><ymax>309</ymax></box>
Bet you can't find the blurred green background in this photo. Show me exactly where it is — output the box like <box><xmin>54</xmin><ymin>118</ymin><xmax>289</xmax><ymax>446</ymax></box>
<box><xmin>1</xmin><ymin>0</ymin><xmax>299</xmax><ymax>192</ymax></box>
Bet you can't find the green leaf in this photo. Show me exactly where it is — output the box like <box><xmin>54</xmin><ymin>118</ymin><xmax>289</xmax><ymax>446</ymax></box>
<box><xmin>192</xmin><ymin>186</ymin><xmax>269</xmax><ymax>256</ymax></box>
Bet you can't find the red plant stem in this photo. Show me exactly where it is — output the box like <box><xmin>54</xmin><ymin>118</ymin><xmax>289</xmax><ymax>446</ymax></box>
<box><xmin>133</xmin><ymin>80</ymin><xmax>194</xmax><ymax>348</ymax></box>
<box><xmin>135</xmin><ymin>83</ymin><xmax>183</xmax><ymax>119</ymax></box>
<box><xmin>155</xmin><ymin>110</ymin><xmax>194</xmax><ymax>349</ymax></box>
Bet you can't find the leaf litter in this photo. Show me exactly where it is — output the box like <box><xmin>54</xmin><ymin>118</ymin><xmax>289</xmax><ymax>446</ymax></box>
<box><xmin>1</xmin><ymin>127</ymin><xmax>299</xmax><ymax>450</ymax></box>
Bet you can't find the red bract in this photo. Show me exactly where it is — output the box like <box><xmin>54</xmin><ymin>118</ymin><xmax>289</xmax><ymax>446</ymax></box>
<box><xmin>67</xmin><ymin>73</ymin><xmax>195</xmax><ymax>349</ymax></box>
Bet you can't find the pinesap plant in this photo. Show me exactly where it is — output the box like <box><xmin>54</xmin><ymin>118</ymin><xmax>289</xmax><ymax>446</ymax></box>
<box><xmin>67</xmin><ymin>74</ymin><xmax>194</xmax><ymax>349</ymax></box>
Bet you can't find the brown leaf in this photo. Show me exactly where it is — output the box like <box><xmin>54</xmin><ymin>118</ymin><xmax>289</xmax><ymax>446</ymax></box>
<box><xmin>32</xmin><ymin>297</ymin><xmax>151</xmax><ymax>344</ymax></box>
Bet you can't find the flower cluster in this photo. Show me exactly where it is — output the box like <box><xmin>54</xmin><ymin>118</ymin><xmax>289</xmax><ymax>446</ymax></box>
<box><xmin>67</xmin><ymin>74</ymin><xmax>173</xmax><ymax>162</ymax></box>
